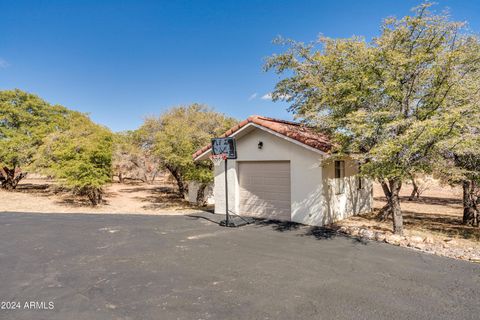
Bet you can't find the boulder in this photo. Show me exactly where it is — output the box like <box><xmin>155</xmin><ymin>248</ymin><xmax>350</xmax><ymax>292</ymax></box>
<box><xmin>469</xmin><ymin>255</ymin><xmax>480</xmax><ymax>263</ymax></box>
<box><xmin>374</xmin><ymin>232</ymin><xmax>386</xmax><ymax>242</ymax></box>
<box><xmin>386</xmin><ymin>234</ymin><xmax>404</xmax><ymax>245</ymax></box>
<box><xmin>423</xmin><ymin>237</ymin><xmax>434</xmax><ymax>244</ymax></box>
<box><xmin>423</xmin><ymin>246</ymin><xmax>434</xmax><ymax>253</ymax></box>
<box><xmin>399</xmin><ymin>239</ymin><xmax>409</xmax><ymax>247</ymax></box>
<box><xmin>409</xmin><ymin>235</ymin><xmax>424</xmax><ymax>243</ymax></box>
<box><xmin>350</xmin><ymin>228</ymin><xmax>360</xmax><ymax>236</ymax></box>
<box><xmin>444</xmin><ymin>238</ymin><xmax>457</xmax><ymax>246</ymax></box>
<box><xmin>362</xmin><ymin>229</ymin><xmax>375</xmax><ymax>240</ymax></box>
<box><xmin>411</xmin><ymin>243</ymin><xmax>426</xmax><ymax>250</ymax></box>
<box><xmin>338</xmin><ymin>226</ymin><xmax>348</xmax><ymax>234</ymax></box>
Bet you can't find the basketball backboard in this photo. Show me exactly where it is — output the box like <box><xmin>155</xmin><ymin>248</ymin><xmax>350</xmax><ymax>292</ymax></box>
<box><xmin>211</xmin><ymin>137</ymin><xmax>237</xmax><ymax>159</ymax></box>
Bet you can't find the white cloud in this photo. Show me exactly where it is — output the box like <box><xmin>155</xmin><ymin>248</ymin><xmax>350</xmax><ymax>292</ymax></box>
<box><xmin>261</xmin><ymin>92</ymin><xmax>291</xmax><ymax>101</ymax></box>
<box><xmin>248</xmin><ymin>93</ymin><xmax>258</xmax><ymax>101</ymax></box>
<box><xmin>0</xmin><ymin>58</ymin><xmax>9</xmax><ymax>69</ymax></box>
<box><xmin>261</xmin><ymin>93</ymin><xmax>272</xmax><ymax>100</ymax></box>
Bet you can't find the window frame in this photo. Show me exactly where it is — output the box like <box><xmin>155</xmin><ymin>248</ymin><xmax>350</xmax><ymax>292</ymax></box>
<box><xmin>357</xmin><ymin>176</ymin><xmax>363</xmax><ymax>190</ymax></box>
<box><xmin>334</xmin><ymin>160</ymin><xmax>345</xmax><ymax>194</ymax></box>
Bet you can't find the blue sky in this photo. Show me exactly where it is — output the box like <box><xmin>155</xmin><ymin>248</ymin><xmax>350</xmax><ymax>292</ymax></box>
<box><xmin>1</xmin><ymin>0</ymin><xmax>479</xmax><ymax>132</ymax></box>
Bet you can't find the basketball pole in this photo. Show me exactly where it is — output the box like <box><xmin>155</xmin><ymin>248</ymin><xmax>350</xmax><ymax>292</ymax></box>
<box><xmin>224</xmin><ymin>158</ymin><xmax>229</xmax><ymax>227</ymax></box>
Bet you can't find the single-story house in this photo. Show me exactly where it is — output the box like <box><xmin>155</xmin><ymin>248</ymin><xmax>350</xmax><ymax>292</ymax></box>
<box><xmin>193</xmin><ymin>115</ymin><xmax>373</xmax><ymax>226</ymax></box>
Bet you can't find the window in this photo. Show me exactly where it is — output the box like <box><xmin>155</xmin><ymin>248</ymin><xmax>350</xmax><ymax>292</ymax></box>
<box><xmin>356</xmin><ymin>162</ymin><xmax>363</xmax><ymax>190</ymax></box>
<box><xmin>357</xmin><ymin>176</ymin><xmax>363</xmax><ymax>190</ymax></box>
<box><xmin>334</xmin><ymin>160</ymin><xmax>345</xmax><ymax>194</ymax></box>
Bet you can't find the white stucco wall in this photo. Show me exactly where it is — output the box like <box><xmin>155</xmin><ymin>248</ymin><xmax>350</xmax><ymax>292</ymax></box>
<box><xmin>212</xmin><ymin>126</ymin><xmax>372</xmax><ymax>226</ymax></box>
<box><xmin>320</xmin><ymin>159</ymin><xmax>373</xmax><ymax>224</ymax></box>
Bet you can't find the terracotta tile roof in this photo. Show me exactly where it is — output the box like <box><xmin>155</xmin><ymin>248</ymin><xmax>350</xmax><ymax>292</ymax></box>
<box><xmin>193</xmin><ymin>115</ymin><xmax>332</xmax><ymax>159</ymax></box>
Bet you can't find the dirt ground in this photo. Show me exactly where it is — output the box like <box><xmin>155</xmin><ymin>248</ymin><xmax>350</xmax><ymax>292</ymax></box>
<box><xmin>336</xmin><ymin>181</ymin><xmax>480</xmax><ymax>247</ymax></box>
<box><xmin>1</xmin><ymin>178</ymin><xmax>478</xmax><ymax>246</ymax></box>
<box><xmin>0</xmin><ymin>178</ymin><xmax>199</xmax><ymax>215</ymax></box>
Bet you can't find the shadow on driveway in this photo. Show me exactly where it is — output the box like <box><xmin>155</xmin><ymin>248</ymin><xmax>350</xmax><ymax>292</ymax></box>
<box><xmin>188</xmin><ymin>212</ymin><xmax>372</xmax><ymax>244</ymax></box>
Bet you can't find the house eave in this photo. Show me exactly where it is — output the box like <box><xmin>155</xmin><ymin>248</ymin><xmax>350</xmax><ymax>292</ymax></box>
<box><xmin>193</xmin><ymin>122</ymin><xmax>330</xmax><ymax>161</ymax></box>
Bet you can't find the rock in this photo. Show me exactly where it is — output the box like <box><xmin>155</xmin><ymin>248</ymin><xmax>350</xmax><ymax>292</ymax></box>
<box><xmin>386</xmin><ymin>234</ymin><xmax>404</xmax><ymax>245</ymax></box>
<box><xmin>449</xmin><ymin>248</ymin><xmax>465</xmax><ymax>259</ymax></box>
<box><xmin>362</xmin><ymin>230</ymin><xmax>375</xmax><ymax>240</ymax></box>
<box><xmin>350</xmin><ymin>228</ymin><xmax>359</xmax><ymax>236</ymax></box>
<box><xmin>423</xmin><ymin>246</ymin><xmax>434</xmax><ymax>253</ymax></box>
<box><xmin>413</xmin><ymin>243</ymin><xmax>426</xmax><ymax>250</ymax></box>
<box><xmin>437</xmin><ymin>248</ymin><xmax>448</xmax><ymax>256</ymax></box>
<box><xmin>399</xmin><ymin>240</ymin><xmax>409</xmax><ymax>247</ymax></box>
<box><xmin>409</xmin><ymin>235</ymin><xmax>424</xmax><ymax>243</ymax></box>
<box><xmin>375</xmin><ymin>232</ymin><xmax>386</xmax><ymax>242</ymax></box>
<box><xmin>338</xmin><ymin>226</ymin><xmax>348</xmax><ymax>234</ymax></box>
<box><xmin>423</xmin><ymin>237</ymin><xmax>434</xmax><ymax>244</ymax></box>
<box><xmin>444</xmin><ymin>238</ymin><xmax>457</xmax><ymax>246</ymax></box>
<box><xmin>469</xmin><ymin>255</ymin><xmax>480</xmax><ymax>263</ymax></box>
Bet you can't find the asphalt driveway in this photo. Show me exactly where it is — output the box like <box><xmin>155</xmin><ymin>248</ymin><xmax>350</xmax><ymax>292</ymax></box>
<box><xmin>0</xmin><ymin>212</ymin><xmax>479</xmax><ymax>320</ymax></box>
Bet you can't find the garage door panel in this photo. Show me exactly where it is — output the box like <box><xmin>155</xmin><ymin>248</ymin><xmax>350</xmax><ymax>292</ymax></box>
<box><xmin>240</xmin><ymin>181</ymin><xmax>290</xmax><ymax>190</ymax></box>
<box><xmin>263</xmin><ymin>177</ymin><xmax>290</xmax><ymax>186</ymax></box>
<box><xmin>239</xmin><ymin>197</ymin><xmax>290</xmax><ymax>206</ymax></box>
<box><xmin>239</xmin><ymin>189</ymin><xmax>289</xmax><ymax>199</ymax></box>
<box><xmin>241</xmin><ymin>162</ymin><xmax>288</xmax><ymax>173</ymax></box>
<box><xmin>269</xmin><ymin>192</ymin><xmax>289</xmax><ymax>201</ymax></box>
<box><xmin>238</xmin><ymin>161</ymin><xmax>291</xmax><ymax>221</ymax></box>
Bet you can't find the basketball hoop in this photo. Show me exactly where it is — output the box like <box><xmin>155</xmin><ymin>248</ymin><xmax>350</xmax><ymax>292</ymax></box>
<box><xmin>209</xmin><ymin>153</ymin><xmax>227</xmax><ymax>166</ymax></box>
<box><xmin>209</xmin><ymin>137</ymin><xmax>237</xmax><ymax>227</ymax></box>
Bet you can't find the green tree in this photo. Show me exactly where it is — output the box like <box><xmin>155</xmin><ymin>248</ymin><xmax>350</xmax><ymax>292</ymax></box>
<box><xmin>265</xmin><ymin>3</ymin><xmax>480</xmax><ymax>234</ymax></box>
<box><xmin>37</xmin><ymin>112</ymin><xmax>113</xmax><ymax>205</ymax></box>
<box><xmin>139</xmin><ymin>104</ymin><xmax>236</xmax><ymax>201</ymax></box>
<box><xmin>436</xmin><ymin>130</ymin><xmax>480</xmax><ymax>226</ymax></box>
<box><xmin>0</xmin><ymin>89</ymin><xmax>70</xmax><ymax>189</ymax></box>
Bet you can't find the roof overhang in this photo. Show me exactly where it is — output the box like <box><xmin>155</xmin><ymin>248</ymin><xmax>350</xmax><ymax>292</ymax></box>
<box><xmin>193</xmin><ymin>122</ymin><xmax>329</xmax><ymax>161</ymax></box>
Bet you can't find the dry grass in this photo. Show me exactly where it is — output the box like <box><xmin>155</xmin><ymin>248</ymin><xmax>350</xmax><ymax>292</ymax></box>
<box><xmin>0</xmin><ymin>178</ymin><xmax>200</xmax><ymax>215</ymax></box>
<box><xmin>337</xmin><ymin>181</ymin><xmax>480</xmax><ymax>246</ymax></box>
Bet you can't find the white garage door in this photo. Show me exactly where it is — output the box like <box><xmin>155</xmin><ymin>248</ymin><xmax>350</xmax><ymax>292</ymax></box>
<box><xmin>238</xmin><ymin>161</ymin><xmax>291</xmax><ymax>221</ymax></box>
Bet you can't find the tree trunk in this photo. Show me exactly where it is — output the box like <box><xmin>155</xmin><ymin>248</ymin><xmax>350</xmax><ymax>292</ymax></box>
<box><xmin>86</xmin><ymin>187</ymin><xmax>102</xmax><ymax>206</ymax></box>
<box><xmin>0</xmin><ymin>166</ymin><xmax>27</xmax><ymax>190</ymax></box>
<box><xmin>462</xmin><ymin>180</ymin><xmax>479</xmax><ymax>227</ymax></box>
<box><xmin>150</xmin><ymin>171</ymin><xmax>158</xmax><ymax>184</ymax></box>
<box><xmin>376</xmin><ymin>180</ymin><xmax>393</xmax><ymax>220</ymax></box>
<box><xmin>196</xmin><ymin>183</ymin><xmax>208</xmax><ymax>206</ymax></box>
<box><xmin>389</xmin><ymin>178</ymin><xmax>403</xmax><ymax>235</ymax></box>
<box><xmin>166</xmin><ymin>165</ymin><xmax>187</xmax><ymax>197</ymax></box>
<box><xmin>142</xmin><ymin>170</ymin><xmax>149</xmax><ymax>184</ymax></box>
<box><xmin>377</xmin><ymin>178</ymin><xmax>404</xmax><ymax>234</ymax></box>
<box><xmin>408</xmin><ymin>177</ymin><xmax>419</xmax><ymax>201</ymax></box>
